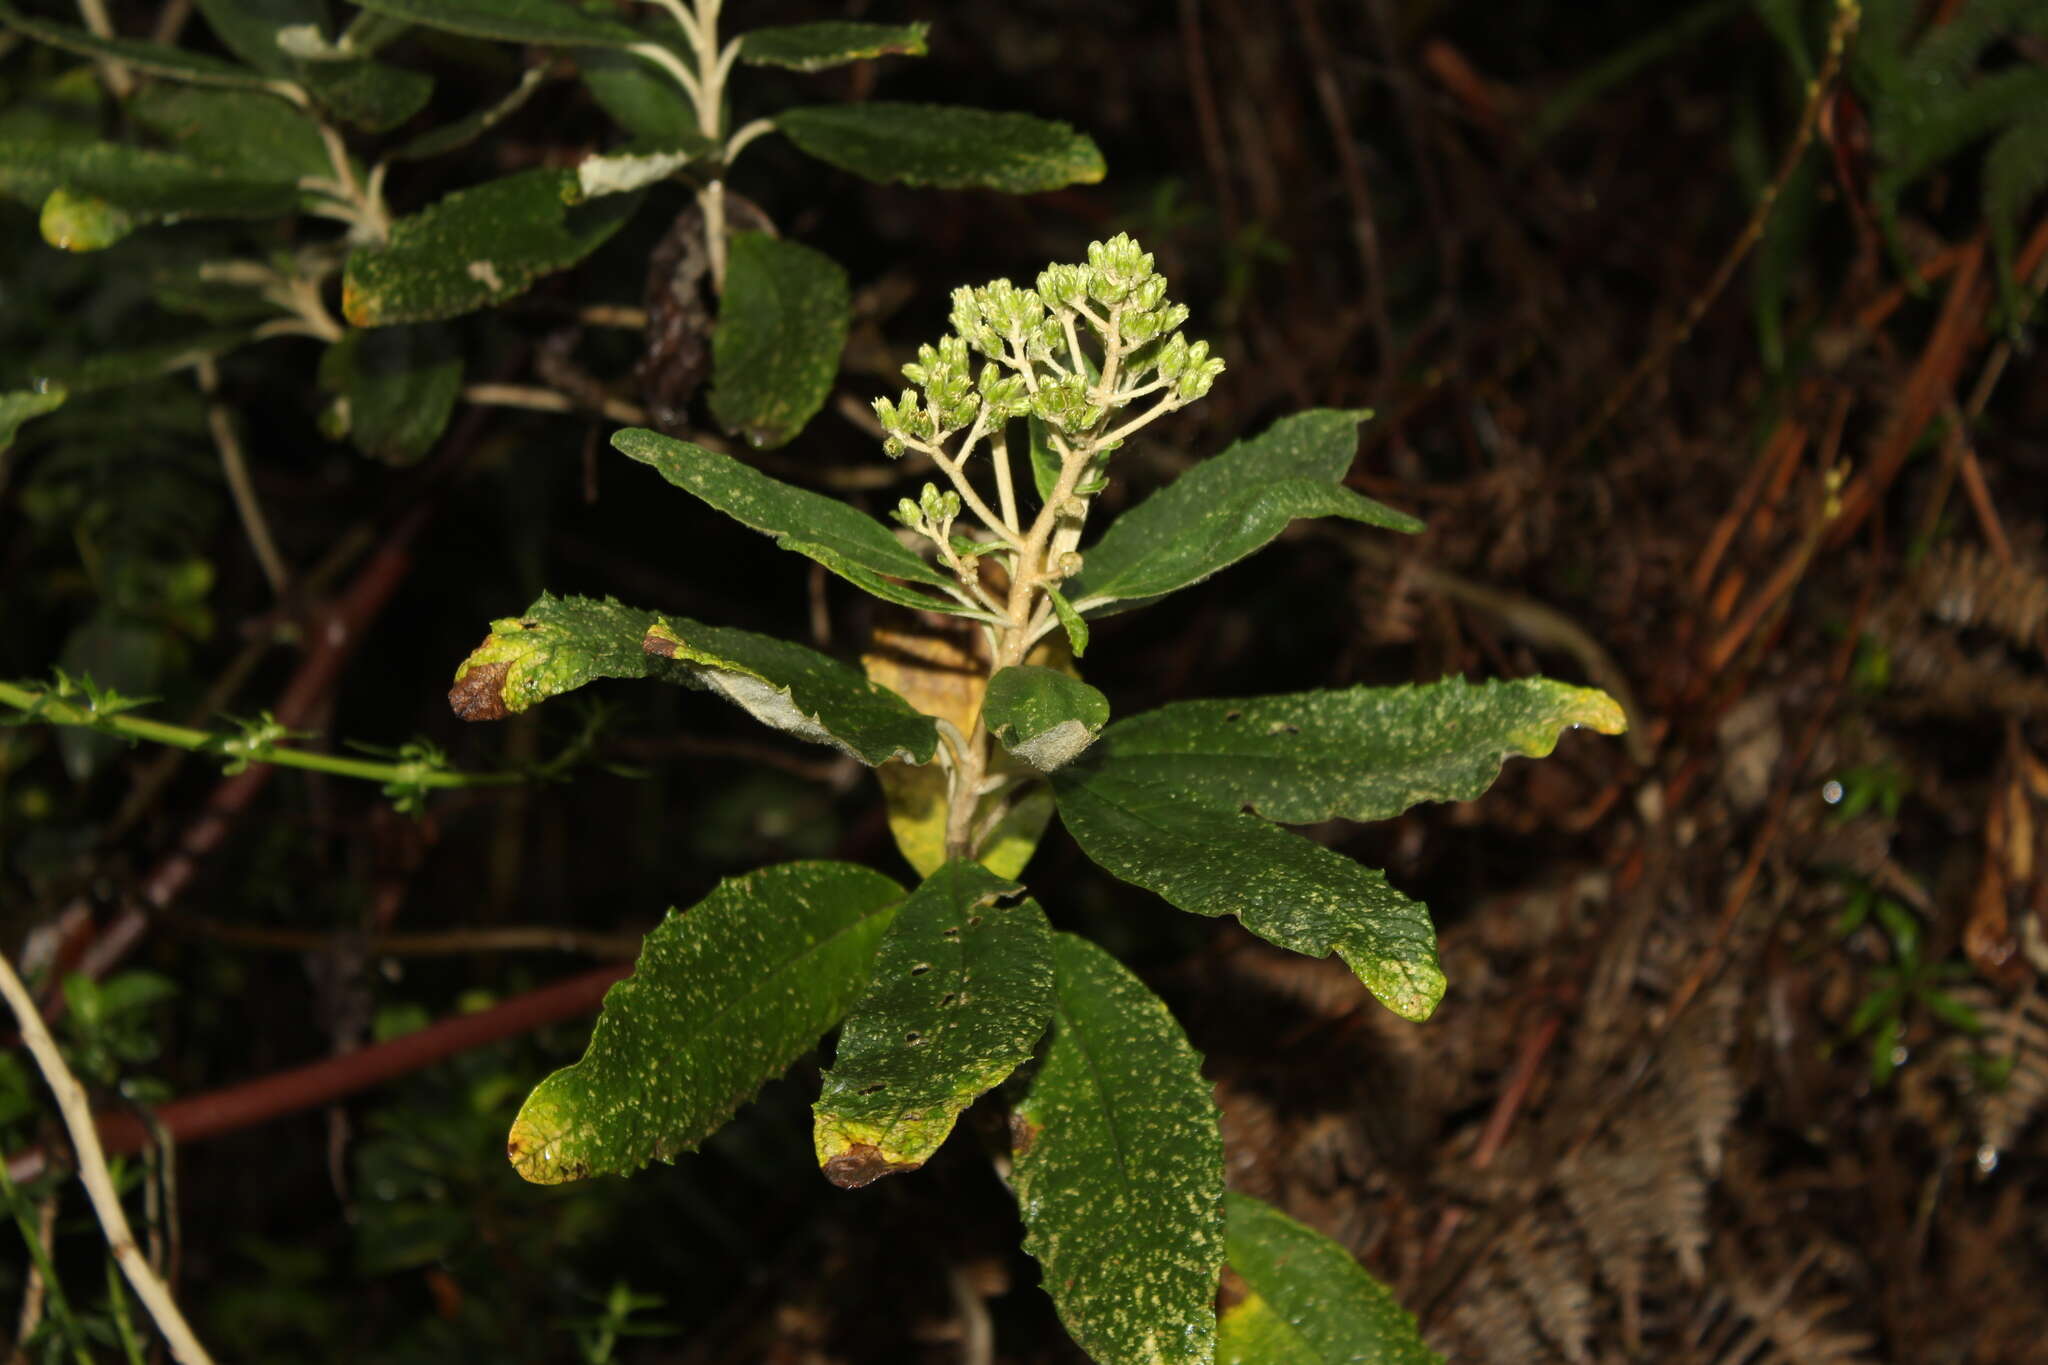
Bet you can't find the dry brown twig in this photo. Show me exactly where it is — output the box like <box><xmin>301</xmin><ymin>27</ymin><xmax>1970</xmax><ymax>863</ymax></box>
<box><xmin>0</xmin><ymin>950</ymin><xmax>215</xmax><ymax>1365</ymax></box>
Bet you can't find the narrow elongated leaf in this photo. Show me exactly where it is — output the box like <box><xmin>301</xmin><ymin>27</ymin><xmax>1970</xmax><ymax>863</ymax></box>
<box><xmin>128</xmin><ymin>86</ymin><xmax>329</xmax><ymax>183</ymax></box>
<box><xmin>814</xmin><ymin>860</ymin><xmax>1052</xmax><ymax>1185</ymax></box>
<box><xmin>352</xmin><ymin>0</ymin><xmax>642</xmax><ymax>46</ymax></box>
<box><xmin>507</xmin><ymin>862</ymin><xmax>905</xmax><ymax>1183</ymax></box>
<box><xmin>709</xmin><ymin>232</ymin><xmax>851</xmax><ymax>449</ymax></box>
<box><xmin>1090</xmin><ymin>679</ymin><xmax>1626</xmax><ymax>824</ymax></box>
<box><xmin>0</xmin><ymin>142</ymin><xmax>302</xmax><ymax>228</ymax></box>
<box><xmin>193</xmin><ymin>0</ymin><xmax>325</xmax><ymax>75</ymax></box>
<box><xmin>342</xmin><ymin>168</ymin><xmax>640</xmax><ymax>325</ymax></box>
<box><xmin>448</xmin><ymin>593</ymin><xmax>939</xmax><ymax>765</ymax></box>
<box><xmin>739</xmin><ymin>21</ymin><xmax>929</xmax><ymax>72</ymax></box>
<box><xmin>318</xmin><ymin>324</ymin><xmax>462</xmax><ymax>465</ymax></box>
<box><xmin>775</xmin><ymin>103</ymin><xmax>1106</xmax><ymax>194</ymax></box>
<box><xmin>0</xmin><ymin>4</ymin><xmax>271</xmax><ymax>88</ymax></box>
<box><xmin>293</xmin><ymin>54</ymin><xmax>434</xmax><ymax>131</ymax></box>
<box><xmin>1047</xmin><ymin>584</ymin><xmax>1089</xmax><ymax>657</ymax></box>
<box><xmin>33</xmin><ymin>330</ymin><xmax>255</xmax><ymax>393</ymax></box>
<box><xmin>1219</xmin><ymin>1193</ymin><xmax>1443</xmax><ymax>1365</ymax></box>
<box><xmin>578</xmin><ymin>45</ymin><xmax>695</xmax><ymax>144</ymax></box>
<box><xmin>642</xmin><ymin>618</ymin><xmax>938</xmax><ymax>765</ymax></box>
<box><xmin>1070</xmin><ymin>410</ymin><xmax>1422</xmax><ymax>615</ymax></box>
<box><xmin>1051</xmin><ymin>769</ymin><xmax>1444</xmax><ymax>1021</ymax></box>
<box><xmin>983</xmin><ymin>665</ymin><xmax>1109</xmax><ymax>772</ymax></box>
<box><xmin>1014</xmin><ymin>934</ymin><xmax>1224</xmax><ymax>1365</ymax></box>
<box><xmin>611</xmin><ymin>428</ymin><xmax>975</xmax><ymax>615</ymax></box>
<box><xmin>0</xmin><ymin>388</ymin><xmax>66</xmax><ymax>455</ymax></box>
<box><xmin>194</xmin><ymin>0</ymin><xmax>432</xmax><ymax>128</ymax></box>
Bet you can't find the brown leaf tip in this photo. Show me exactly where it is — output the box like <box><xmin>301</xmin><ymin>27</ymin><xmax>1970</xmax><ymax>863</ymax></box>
<box><xmin>823</xmin><ymin>1143</ymin><xmax>918</xmax><ymax>1189</ymax></box>
<box><xmin>642</xmin><ymin>628</ymin><xmax>680</xmax><ymax>659</ymax></box>
<box><xmin>1008</xmin><ymin>1114</ymin><xmax>1041</xmax><ymax>1155</ymax></box>
<box><xmin>449</xmin><ymin>657</ymin><xmax>513</xmax><ymax>721</ymax></box>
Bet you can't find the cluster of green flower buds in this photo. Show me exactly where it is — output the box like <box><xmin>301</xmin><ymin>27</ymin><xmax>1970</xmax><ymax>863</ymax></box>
<box><xmin>891</xmin><ymin>481</ymin><xmax>962</xmax><ymax>543</ymax></box>
<box><xmin>870</xmin><ymin>233</ymin><xmax>1224</xmax><ymax>458</ymax></box>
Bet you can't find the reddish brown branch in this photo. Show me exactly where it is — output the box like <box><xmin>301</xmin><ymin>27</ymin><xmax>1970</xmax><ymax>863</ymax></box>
<box><xmin>8</xmin><ymin>964</ymin><xmax>629</xmax><ymax>1183</ymax></box>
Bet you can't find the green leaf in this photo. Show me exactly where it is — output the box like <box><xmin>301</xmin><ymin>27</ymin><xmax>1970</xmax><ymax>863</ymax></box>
<box><xmin>33</xmin><ymin>330</ymin><xmax>255</xmax><ymax>393</ymax></box>
<box><xmin>1014</xmin><ymin>934</ymin><xmax>1223</xmax><ymax>1365</ymax></box>
<box><xmin>1029</xmin><ymin>414</ymin><xmax>1062</xmax><ymax>503</ymax></box>
<box><xmin>1047</xmin><ymin>584</ymin><xmax>1089</xmax><ymax>658</ymax></box>
<box><xmin>0</xmin><ymin>142</ymin><xmax>303</xmax><ymax>242</ymax></box>
<box><xmin>1218</xmin><ymin>1192</ymin><xmax>1443</xmax><ymax>1365</ymax></box>
<box><xmin>738</xmin><ymin>21</ymin><xmax>929</xmax><ymax>72</ymax></box>
<box><xmin>341</xmin><ymin>168</ymin><xmax>640</xmax><ymax>325</ymax></box>
<box><xmin>318</xmin><ymin>324</ymin><xmax>463</xmax><ymax>465</ymax></box>
<box><xmin>0</xmin><ymin>387</ymin><xmax>66</xmax><ymax>455</ymax></box>
<box><xmin>1088</xmin><ymin>678</ymin><xmax>1626</xmax><ymax>824</ymax></box>
<box><xmin>293</xmin><ymin>55</ymin><xmax>434</xmax><ymax>132</ymax></box>
<box><xmin>1050</xmin><ymin>769</ymin><xmax>1444</xmax><ymax>1021</ymax></box>
<box><xmin>192</xmin><ymin>0</ymin><xmax>325</xmax><ymax>75</ymax></box>
<box><xmin>813</xmin><ymin>860</ymin><xmax>1052</xmax><ymax>1185</ymax></box>
<box><xmin>37</xmin><ymin>188</ymin><xmax>137</xmax><ymax>250</ymax></box>
<box><xmin>709</xmin><ymin>232</ymin><xmax>851</xmax><ymax>449</ymax></box>
<box><xmin>1071</xmin><ymin>410</ymin><xmax>1421</xmax><ymax>615</ymax></box>
<box><xmin>351</xmin><ymin>0</ymin><xmax>642</xmax><ymax>46</ymax></box>
<box><xmin>775</xmin><ymin>103</ymin><xmax>1106</xmax><ymax>195</ymax></box>
<box><xmin>0</xmin><ymin>3</ymin><xmax>272</xmax><ymax>89</ymax></box>
<box><xmin>578</xmin><ymin>45</ymin><xmax>695</xmax><ymax>144</ymax></box>
<box><xmin>508</xmin><ymin>861</ymin><xmax>905</xmax><ymax>1183</ymax></box>
<box><xmin>983</xmin><ymin>665</ymin><xmax>1109</xmax><ymax>772</ymax></box>
<box><xmin>641</xmin><ymin>617</ymin><xmax>939</xmax><ymax>766</ymax></box>
<box><xmin>449</xmin><ymin>593</ymin><xmax>939</xmax><ymax>766</ymax></box>
<box><xmin>611</xmin><ymin>429</ymin><xmax>977</xmax><ymax>616</ymax></box>
<box><xmin>127</xmin><ymin>87</ymin><xmax>329</xmax><ymax>183</ymax></box>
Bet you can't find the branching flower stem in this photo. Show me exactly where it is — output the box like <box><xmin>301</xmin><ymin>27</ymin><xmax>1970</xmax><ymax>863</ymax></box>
<box><xmin>0</xmin><ymin>949</ymin><xmax>216</xmax><ymax>1365</ymax></box>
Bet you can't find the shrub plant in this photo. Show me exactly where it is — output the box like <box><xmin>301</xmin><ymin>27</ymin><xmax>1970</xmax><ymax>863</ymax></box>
<box><xmin>450</xmin><ymin>232</ymin><xmax>1628</xmax><ymax>1363</ymax></box>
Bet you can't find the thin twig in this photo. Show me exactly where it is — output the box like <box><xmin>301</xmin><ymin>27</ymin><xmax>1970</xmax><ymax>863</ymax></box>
<box><xmin>0</xmin><ymin>951</ymin><xmax>216</xmax><ymax>1365</ymax></box>
<box><xmin>72</xmin><ymin>0</ymin><xmax>133</xmax><ymax>96</ymax></box>
<box><xmin>463</xmin><ymin>382</ymin><xmax>649</xmax><ymax>427</ymax></box>
<box><xmin>197</xmin><ymin>360</ymin><xmax>291</xmax><ymax>597</ymax></box>
<box><xmin>177</xmin><ymin>919</ymin><xmax>646</xmax><ymax>959</ymax></box>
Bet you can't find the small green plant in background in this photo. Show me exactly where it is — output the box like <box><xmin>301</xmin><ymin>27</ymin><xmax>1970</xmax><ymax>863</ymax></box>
<box><xmin>448</xmin><ymin>234</ymin><xmax>1628</xmax><ymax>1363</ymax></box>
<box><xmin>1831</xmin><ymin>886</ymin><xmax>1983</xmax><ymax>1089</ymax></box>
<box><xmin>0</xmin><ymin>0</ymin><xmax>1104</xmax><ymax>469</ymax></box>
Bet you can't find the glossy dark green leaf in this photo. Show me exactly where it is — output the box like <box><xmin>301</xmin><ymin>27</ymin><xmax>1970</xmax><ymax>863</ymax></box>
<box><xmin>192</xmin><ymin>0</ymin><xmax>432</xmax><ymax>129</ymax></box>
<box><xmin>1014</xmin><ymin>933</ymin><xmax>1223</xmax><ymax>1365</ymax></box>
<box><xmin>611</xmin><ymin>428</ymin><xmax>976</xmax><ymax>616</ymax></box>
<box><xmin>341</xmin><ymin>168</ymin><xmax>640</xmax><ymax>325</ymax></box>
<box><xmin>352</xmin><ymin>0</ymin><xmax>642</xmax><ymax>45</ymax></box>
<box><xmin>813</xmin><ymin>860</ymin><xmax>1051</xmax><ymax>1185</ymax></box>
<box><xmin>508</xmin><ymin>862</ymin><xmax>906</xmax><ymax>1183</ymax></box>
<box><xmin>0</xmin><ymin>141</ymin><xmax>303</xmax><ymax>237</ymax></box>
<box><xmin>128</xmin><ymin>86</ymin><xmax>329</xmax><ymax>185</ymax></box>
<box><xmin>578</xmin><ymin>44</ymin><xmax>695</xmax><ymax>144</ymax></box>
<box><xmin>775</xmin><ymin>103</ymin><xmax>1106</xmax><ymax>194</ymax></box>
<box><xmin>0</xmin><ymin>3</ymin><xmax>271</xmax><ymax>88</ymax></box>
<box><xmin>1070</xmin><ymin>410</ymin><xmax>1422</xmax><ymax>615</ymax></box>
<box><xmin>1051</xmin><ymin>769</ymin><xmax>1444</xmax><ymax>1021</ymax></box>
<box><xmin>983</xmin><ymin>665</ymin><xmax>1109</xmax><ymax>772</ymax></box>
<box><xmin>1219</xmin><ymin>1193</ymin><xmax>1443</xmax><ymax>1365</ymax></box>
<box><xmin>1089</xmin><ymin>679</ymin><xmax>1626</xmax><ymax>824</ymax></box>
<box><xmin>0</xmin><ymin>388</ymin><xmax>66</xmax><ymax>455</ymax></box>
<box><xmin>708</xmin><ymin>232</ymin><xmax>850</xmax><ymax>449</ymax></box>
<box><xmin>318</xmin><ymin>324</ymin><xmax>462</xmax><ymax>464</ymax></box>
<box><xmin>449</xmin><ymin>592</ymin><xmax>939</xmax><ymax>765</ymax></box>
<box><xmin>739</xmin><ymin>21</ymin><xmax>929</xmax><ymax>72</ymax></box>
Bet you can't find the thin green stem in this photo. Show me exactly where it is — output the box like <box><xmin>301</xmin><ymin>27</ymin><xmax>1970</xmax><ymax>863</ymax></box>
<box><xmin>0</xmin><ymin>681</ymin><xmax>523</xmax><ymax>793</ymax></box>
<box><xmin>0</xmin><ymin>1160</ymin><xmax>94</xmax><ymax>1365</ymax></box>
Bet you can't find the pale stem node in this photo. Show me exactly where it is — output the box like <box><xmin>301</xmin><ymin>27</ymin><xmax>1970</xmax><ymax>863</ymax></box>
<box><xmin>0</xmin><ymin>950</ymin><xmax>218</xmax><ymax>1365</ymax></box>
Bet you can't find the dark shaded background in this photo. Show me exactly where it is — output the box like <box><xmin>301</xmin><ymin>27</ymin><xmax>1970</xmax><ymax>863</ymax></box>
<box><xmin>4</xmin><ymin>1</ymin><xmax>2047</xmax><ymax>1360</ymax></box>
